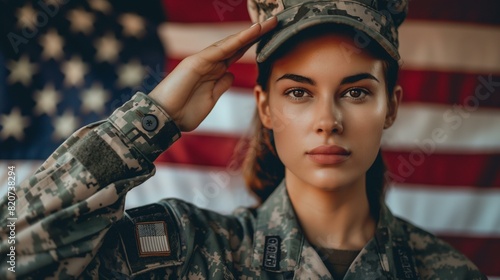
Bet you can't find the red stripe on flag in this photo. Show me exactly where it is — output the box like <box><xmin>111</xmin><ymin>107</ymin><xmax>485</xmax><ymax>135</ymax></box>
<box><xmin>227</xmin><ymin>62</ymin><xmax>258</xmax><ymax>89</ymax></box>
<box><xmin>438</xmin><ymin>235</ymin><xmax>500</xmax><ymax>277</ymax></box>
<box><xmin>163</xmin><ymin>0</ymin><xmax>500</xmax><ymax>26</ymax></box>
<box><xmin>168</xmin><ymin>58</ymin><xmax>258</xmax><ymax>89</ymax></box>
<box><xmin>383</xmin><ymin>151</ymin><xmax>500</xmax><ymax>188</ymax></box>
<box><xmin>406</xmin><ymin>0</ymin><xmax>500</xmax><ymax>25</ymax></box>
<box><xmin>399</xmin><ymin>70</ymin><xmax>500</xmax><ymax>108</ymax></box>
<box><xmin>162</xmin><ymin>0</ymin><xmax>250</xmax><ymax>23</ymax></box>
<box><xmin>156</xmin><ymin>133</ymin><xmax>245</xmax><ymax>168</ymax></box>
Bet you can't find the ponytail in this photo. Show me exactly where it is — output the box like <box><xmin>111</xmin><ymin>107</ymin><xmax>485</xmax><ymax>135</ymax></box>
<box><xmin>241</xmin><ymin>114</ymin><xmax>284</xmax><ymax>203</ymax></box>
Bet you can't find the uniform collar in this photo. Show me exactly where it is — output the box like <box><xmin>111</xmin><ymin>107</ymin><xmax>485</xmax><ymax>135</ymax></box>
<box><xmin>251</xmin><ymin>181</ymin><xmax>303</xmax><ymax>272</ymax></box>
<box><xmin>346</xmin><ymin>203</ymin><xmax>420</xmax><ymax>279</ymax></box>
<box><xmin>251</xmin><ymin>182</ymin><xmax>420</xmax><ymax>279</ymax></box>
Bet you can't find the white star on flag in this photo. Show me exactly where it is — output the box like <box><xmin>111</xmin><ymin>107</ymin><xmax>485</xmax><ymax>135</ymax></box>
<box><xmin>62</xmin><ymin>56</ymin><xmax>89</xmax><ymax>87</ymax></box>
<box><xmin>0</xmin><ymin>107</ymin><xmax>31</xmax><ymax>141</ymax></box>
<box><xmin>80</xmin><ymin>83</ymin><xmax>110</xmax><ymax>114</ymax></box>
<box><xmin>17</xmin><ymin>4</ymin><xmax>37</xmax><ymax>29</ymax></box>
<box><xmin>119</xmin><ymin>13</ymin><xmax>146</xmax><ymax>38</ymax></box>
<box><xmin>67</xmin><ymin>8</ymin><xmax>95</xmax><ymax>35</ymax></box>
<box><xmin>7</xmin><ymin>55</ymin><xmax>38</xmax><ymax>86</ymax></box>
<box><xmin>52</xmin><ymin>110</ymin><xmax>79</xmax><ymax>140</ymax></box>
<box><xmin>94</xmin><ymin>33</ymin><xmax>123</xmax><ymax>63</ymax></box>
<box><xmin>116</xmin><ymin>59</ymin><xmax>146</xmax><ymax>88</ymax></box>
<box><xmin>33</xmin><ymin>84</ymin><xmax>61</xmax><ymax>116</ymax></box>
<box><xmin>89</xmin><ymin>0</ymin><xmax>112</xmax><ymax>14</ymax></box>
<box><xmin>39</xmin><ymin>29</ymin><xmax>65</xmax><ymax>61</ymax></box>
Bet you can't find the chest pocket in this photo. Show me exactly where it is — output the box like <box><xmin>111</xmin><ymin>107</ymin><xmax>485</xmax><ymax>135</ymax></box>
<box><xmin>117</xmin><ymin>202</ymin><xmax>185</xmax><ymax>276</ymax></box>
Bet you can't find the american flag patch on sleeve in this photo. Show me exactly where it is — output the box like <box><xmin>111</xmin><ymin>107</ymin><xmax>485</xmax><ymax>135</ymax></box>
<box><xmin>135</xmin><ymin>221</ymin><xmax>171</xmax><ymax>257</ymax></box>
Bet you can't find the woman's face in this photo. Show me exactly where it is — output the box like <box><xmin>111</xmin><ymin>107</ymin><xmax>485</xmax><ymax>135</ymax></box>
<box><xmin>255</xmin><ymin>34</ymin><xmax>400</xmax><ymax>191</ymax></box>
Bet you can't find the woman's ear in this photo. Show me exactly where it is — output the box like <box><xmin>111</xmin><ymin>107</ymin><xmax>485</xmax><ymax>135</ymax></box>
<box><xmin>254</xmin><ymin>85</ymin><xmax>273</xmax><ymax>129</ymax></box>
<box><xmin>384</xmin><ymin>85</ymin><xmax>403</xmax><ymax>129</ymax></box>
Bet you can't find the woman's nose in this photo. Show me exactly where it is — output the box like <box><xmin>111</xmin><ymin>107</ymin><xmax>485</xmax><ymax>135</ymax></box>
<box><xmin>315</xmin><ymin>101</ymin><xmax>343</xmax><ymax>135</ymax></box>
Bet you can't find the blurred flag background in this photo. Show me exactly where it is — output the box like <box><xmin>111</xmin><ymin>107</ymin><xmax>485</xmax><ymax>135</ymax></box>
<box><xmin>0</xmin><ymin>0</ymin><xmax>499</xmax><ymax>277</ymax></box>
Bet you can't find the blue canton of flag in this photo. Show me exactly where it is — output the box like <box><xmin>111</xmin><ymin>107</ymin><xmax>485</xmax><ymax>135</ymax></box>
<box><xmin>0</xmin><ymin>0</ymin><xmax>166</xmax><ymax>159</ymax></box>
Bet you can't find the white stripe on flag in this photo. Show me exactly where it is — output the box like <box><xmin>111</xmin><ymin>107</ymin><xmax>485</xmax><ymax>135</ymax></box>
<box><xmin>158</xmin><ymin>22</ymin><xmax>255</xmax><ymax>62</ymax></box>
<box><xmin>399</xmin><ymin>20</ymin><xmax>500</xmax><ymax>73</ymax></box>
<box><xmin>386</xmin><ymin>183</ymin><xmax>500</xmax><ymax>236</ymax></box>
<box><xmin>159</xmin><ymin>21</ymin><xmax>500</xmax><ymax>73</ymax></box>
<box><xmin>140</xmin><ymin>235</ymin><xmax>169</xmax><ymax>253</ymax></box>
<box><xmin>125</xmin><ymin>164</ymin><xmax>258</xmax><ymax>214</ymax></box>
<box><xmin>194</xmin><ymin>87</ymin><xmax>255</xmax><ymax>136</ymax></box>
<box><xmin>137</xmin><ymin>222</ymin><xmax>170</xmax><ymax>254</ymax></box>
<box><xmin>382</xmin><ymin>104</ymin><xmax>500</xmax><ymax>152</ymax></box>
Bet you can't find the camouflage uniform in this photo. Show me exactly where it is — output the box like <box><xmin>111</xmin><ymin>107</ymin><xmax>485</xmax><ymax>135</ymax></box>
<box><xmin>0</xmin><ymin>93</ymin><xmax>486</xmax><ymax>279</ymax></box>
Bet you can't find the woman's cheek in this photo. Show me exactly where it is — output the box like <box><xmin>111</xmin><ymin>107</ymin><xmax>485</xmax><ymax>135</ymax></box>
<box><xmin>269</xmin><ymin>103</ymin><xmax>310</xmax><ymax>132</ymax></box>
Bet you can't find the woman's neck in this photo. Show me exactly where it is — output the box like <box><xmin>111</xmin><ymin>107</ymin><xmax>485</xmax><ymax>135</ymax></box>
<box><xmin>285</xmin><ymin>172</ymin><xmax>376</xmax><ymax>250</ymax></box>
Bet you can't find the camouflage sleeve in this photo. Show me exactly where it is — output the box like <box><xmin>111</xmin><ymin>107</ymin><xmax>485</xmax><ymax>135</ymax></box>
<box><xmin>0</xmin><ymin>92</ymin><xmax>181</xmax><ymax>279</ymax></box>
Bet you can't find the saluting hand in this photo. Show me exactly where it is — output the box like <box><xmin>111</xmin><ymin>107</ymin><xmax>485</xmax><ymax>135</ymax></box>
<box><xmin>149</xmin><ymin>17</ymin><xmax>277</xmax><ymax>132</ymax></box>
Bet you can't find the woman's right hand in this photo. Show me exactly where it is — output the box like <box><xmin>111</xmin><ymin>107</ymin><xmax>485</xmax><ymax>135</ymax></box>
<box><xmin>149</xmin><ymin>17</ymin><xmax>277</xmax><ymax>132</ymax></box>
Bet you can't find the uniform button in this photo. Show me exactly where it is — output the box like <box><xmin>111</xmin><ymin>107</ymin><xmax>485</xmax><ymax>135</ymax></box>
<box><xmin>142</xmin><ymin>114</ymin><xmax>158</xmax><ymax>132</ymax></box>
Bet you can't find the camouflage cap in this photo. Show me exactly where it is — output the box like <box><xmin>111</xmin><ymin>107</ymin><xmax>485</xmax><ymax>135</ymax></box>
<box><xmin>248</xmin><ymin>0</ymin><xmax>408</xmax><ymax>63</ymax></box>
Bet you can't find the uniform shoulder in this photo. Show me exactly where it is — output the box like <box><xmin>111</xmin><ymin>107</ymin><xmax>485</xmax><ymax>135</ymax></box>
<box><xmin>162</xmin><ymin>198</ymin><xmax>258</xmax><ymax>252</ymax></box>
<box><xmin>164</xmin><ymin>199</ymin><xmax>258</xmax><ymax>275</ymax></box>
<box><xmin>164</xmin><ymin>198</ymin><xmax>257</xmax><ymax>230</ymax></box>
<box><xmin>118</xmin><ymin>199</ymin><xmax>258</xmax><ymax>277</ymax></box>
<box><xmin>396</xmin><ymin>217</ymin><xmax>486</xmax><ymax>280</ymax></box>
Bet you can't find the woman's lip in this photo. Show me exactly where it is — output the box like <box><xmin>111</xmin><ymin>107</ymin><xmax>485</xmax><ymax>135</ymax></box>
<box><xmin>307</xmin><ymin>145</ymin><xmax>351</xmax><ymax>155</ymax></box>
<box><xmin>306</xmin><ymin>154</ymin><xmax>350</xmax><ymax>165</ymax></box>
<box><xmin>306</xmin><ymin>145</ymin><xmax>351</xmax><ymax>165</ymax></box>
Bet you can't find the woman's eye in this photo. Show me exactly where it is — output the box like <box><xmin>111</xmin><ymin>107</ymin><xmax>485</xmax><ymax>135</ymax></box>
<box><xmin>285</xmin><ymin>88</ymin><xmax>310</xmax><ymax>100</ymax></box>
<box><xmin>344</xmin><ymin>88</ymin><xmax>368</xmax><ymax>99</ymax></box>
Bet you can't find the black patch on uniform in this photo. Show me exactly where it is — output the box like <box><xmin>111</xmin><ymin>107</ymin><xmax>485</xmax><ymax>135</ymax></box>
<box><xmin>263</xmin><ymin>235</ymin><xmax>281</xmax><ymax>270</ymax></box>
<box><xmin>70</xmin><ymin>130</ymin><xmax>130</xmax><ymax>187</ymax></box>
<box><xmin>393</xmin><ymin>242</ymin><xmax>420</xmax><ymax>280</ymax></box>
<box><xmin>118</xmin><ymin>202</ymin><xmax>183</xmax><ymax>274</ymax></box>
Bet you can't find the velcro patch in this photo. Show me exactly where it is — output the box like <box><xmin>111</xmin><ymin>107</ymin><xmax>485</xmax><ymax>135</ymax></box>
<box><xmin>393</xmin><ymin>241</ymin><xmax>419</xmax><ymax>280</ymax></box>
<box><xmin>135</xmin><ymin>221</ymin><xmax>170</xmax><ymax>257</ymax></box>
<box><xmin>263</xmin><ymin>236</ymin><xmax>281</xmax><ymax>270</ymax></box>
<box><xmin>119</xmin><ymin>202</ymin><xmax>183</xmax><ymax>274</ymax></box>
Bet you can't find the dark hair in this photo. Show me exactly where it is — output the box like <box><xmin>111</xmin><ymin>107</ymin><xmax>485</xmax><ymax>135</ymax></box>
<box><xmin>241</xmin><ymin>24</ymin><xmax>399</xmax><ymax>219</ymax></box>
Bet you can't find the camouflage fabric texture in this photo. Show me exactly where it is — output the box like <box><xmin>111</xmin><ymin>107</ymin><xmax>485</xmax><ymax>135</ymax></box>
<box><xmin>0</xmin><ymin>93</ymin><xmax>486</xmax><ymax>279</ymax></box>
<box><xmin>247</xmin><ymin>0</ymin><xmax>408</xmax><ymax>62</ymax></box>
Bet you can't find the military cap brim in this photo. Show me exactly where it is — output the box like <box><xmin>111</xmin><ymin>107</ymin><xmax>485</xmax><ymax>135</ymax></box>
<box><xmin>249</xmin><ymin>1</ymin><xmax>407</xmax><ymax>63</ymax></box>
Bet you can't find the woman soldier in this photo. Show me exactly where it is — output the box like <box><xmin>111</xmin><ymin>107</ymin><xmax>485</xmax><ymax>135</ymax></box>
<box><xmin>0</xmin><ymin>0</ymin><xmax>486</xmax><ymax>279</ymax></box>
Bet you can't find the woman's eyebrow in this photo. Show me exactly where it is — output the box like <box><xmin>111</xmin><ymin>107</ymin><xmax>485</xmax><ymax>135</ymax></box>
<box><xmin>341</xmin><ymin>73</ymin><xmax>379</xmax><ymax>85</ymax></box>
<box><xmin>276</xmin><ymin>73</ymin><xmax>315</xmax><ymax>85</ymax></box>
<box><xmin>275</xmin><ymin>73</ymin><xmax>379</xmax><ymax>85</ymax></box>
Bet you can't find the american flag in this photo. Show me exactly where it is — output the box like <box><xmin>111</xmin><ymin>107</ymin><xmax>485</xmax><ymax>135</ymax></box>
<box><xmin>136</xmin><ymin>221</ymin><xmax>170</xmax><ymax>256</ymax></box>
<box><xmin>0</xmin><ymin>0</ymin><xmax>499</xmax><ymax>278</ymax></box>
